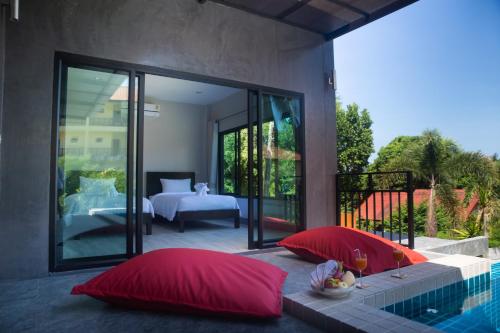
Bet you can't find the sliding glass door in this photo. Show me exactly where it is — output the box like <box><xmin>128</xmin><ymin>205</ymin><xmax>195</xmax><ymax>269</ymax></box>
<box><xmin>248</xmin><ymin>90</ymin><xmax>304</xmax><ymax>247</ymax></box>
<box><xmin>51</xmin><ymin>55</ymin><xmax>143</xmax><ymax>271</ymax></box>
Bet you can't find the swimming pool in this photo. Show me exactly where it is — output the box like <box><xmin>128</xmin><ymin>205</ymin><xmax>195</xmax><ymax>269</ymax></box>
<box><xmin>383</xmin><ymin>262</ymin><xmax>499</xmax><ymax>332</ymax></box>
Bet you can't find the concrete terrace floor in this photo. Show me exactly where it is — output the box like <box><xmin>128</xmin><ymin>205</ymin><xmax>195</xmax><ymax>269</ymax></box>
<box><xmin>1</xmin><ymin>230</ymin><xmax>492</xmax><ymax>333</ymax></box>
<box><xmin>0</xmin><ymin>250</ymin><xmax>319</xmax><ymax>333</ymax></box>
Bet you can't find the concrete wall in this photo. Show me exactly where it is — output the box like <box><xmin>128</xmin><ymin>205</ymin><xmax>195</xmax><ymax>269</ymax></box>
<box><xmin>0</xmin><ymin>0</ymin><xmax>336</xmax><ymax>279</ymax></box>
<box><xmin>143</xmin><ymin>99</ymin><xmax>209</xmax><ymax>184</ymax></box>
<box><xmin>0</xmin><ymin>6</ymin><xmax>6</xmax><ymax>202</ymax></box>
<box><xmin>426</xmin><ymin>236</ymin><xmax>489</xmax><ymax>258</ymax></box>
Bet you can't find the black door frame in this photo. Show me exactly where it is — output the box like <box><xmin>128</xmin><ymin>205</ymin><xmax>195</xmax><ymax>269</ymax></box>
<box><xmin>247</xmin><ymin>90</ymin><xmax>306</xmax><ymax>248</ymax></box>
<box><xmin>50</xmin><ymin>52</ymin><xmax>306</xmax><ymax>271</ymax></box>
<box><xmin>50</xmin><ymin>53</ymin><xmax>145</xmax><ymax>272</ymax></box>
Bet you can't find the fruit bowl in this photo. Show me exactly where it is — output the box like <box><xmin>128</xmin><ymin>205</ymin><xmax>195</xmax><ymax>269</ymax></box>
<box><xmin>310</xmin><ymin>260</ymin><xmax>356</xmax><ymax>299</ymax></box>
<box><xmin>311</xmin><ymin>283</ymin><xmax>355</xmax><ymax>298</ymax></box>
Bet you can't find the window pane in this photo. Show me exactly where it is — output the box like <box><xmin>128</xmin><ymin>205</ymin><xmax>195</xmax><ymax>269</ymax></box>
<box><xmin>239</xmin><ymin>128</ymin><xmax>249</xmax><ymax>196</ymax></box>
<box><xmin>222</xmin><ymin>132</ymin><xmax>236</xmax><ymax>193</ymax></box>
<box><xmin>253</xmin><ymin>124</ymin><xmax>258</xmax><ymax>197</ymax></box>
<box><xmin>56</xmin><ymin>66</ymin><xmax>129</xmax><ymax>261</ymax></box>
<box><xmin>260</xmin><ymin>94</ymin><xmax>302</xmax><ymax>240</ymax></box>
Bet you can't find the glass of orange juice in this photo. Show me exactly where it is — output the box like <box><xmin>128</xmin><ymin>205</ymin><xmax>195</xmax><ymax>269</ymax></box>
<box><xmin>354</xmin><ymin>249</ymin><xmax>368</xmax><ymax>288</ymax></box>
<box><xmin>391</xmin><ymin>248</ymin><xmax>407</xmax><ymax>279</ymax></box>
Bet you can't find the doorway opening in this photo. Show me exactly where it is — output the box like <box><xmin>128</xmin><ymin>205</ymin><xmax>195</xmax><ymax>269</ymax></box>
<box><xmin>142</xmin><ymin>74</ymin><xmax>249</xmax><ymax>253</ymax></box>
<box><xmin>50</xmin><ymin>53</ymin><xmax>305</xmax><ymax>271</ymax></box>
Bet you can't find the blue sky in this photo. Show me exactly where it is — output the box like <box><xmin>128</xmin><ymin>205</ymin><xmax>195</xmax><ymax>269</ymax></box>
<box><xmin>334</xmin><ymin>0</ymin><xmax>500</xmax><ymax>160</ymax></box>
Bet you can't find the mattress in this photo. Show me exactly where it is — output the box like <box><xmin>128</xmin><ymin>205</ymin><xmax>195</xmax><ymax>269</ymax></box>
<box><xmin>150</xmin><ymin>192</ymin><xmax>239</xmax><ymax>221</ymax></box>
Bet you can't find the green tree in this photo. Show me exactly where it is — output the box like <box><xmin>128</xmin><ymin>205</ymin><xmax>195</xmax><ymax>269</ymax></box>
<box><xmin>336</xmin><ymin>100</ymin><xmax>374</xmax><ymax>174</ymax></box>
<box><xmin>449</xmin><ymin>152</ymin><xmax>499</xmax><ymax>237</ymax></box>
<box><xmin>369</xmin><ymin>136</ymin><xmax>420</xmax><ymax>172</ymax></box>
<box><xmin>381</xmin><ymin>130</ymin><xmax>460</xmax><ymax>236</ymax></box>
<box><xmin>222</xmin><ymin>132</ymin><xmax>236</xmax><ymax>193</ymax></box>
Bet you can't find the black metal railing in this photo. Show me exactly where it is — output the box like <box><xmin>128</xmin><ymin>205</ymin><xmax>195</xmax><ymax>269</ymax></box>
<box><xmin>335</xmin><ymin>171</ymin><xmax>415</xmax><ymax>249</ymax></box>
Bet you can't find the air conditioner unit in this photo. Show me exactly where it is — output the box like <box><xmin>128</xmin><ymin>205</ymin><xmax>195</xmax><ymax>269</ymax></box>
<box><xmin>144</xmin><ymin>103</ymin><xmax>160</xmax><ymax>117</ymax></box>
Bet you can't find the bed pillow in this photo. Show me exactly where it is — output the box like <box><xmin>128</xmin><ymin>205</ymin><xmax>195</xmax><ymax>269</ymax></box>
<box><xmin>79</xmin><ymin>177</ymin><xmax>118</xmax><ymax>196</ymax></box>
<box><xmin>72</xmin><ymin>248</ymin><xmax>288</xmax><ymax>318</ymax></box>
<box><xmin>278</xmin><ymin>226</ymin><xmax>427</xmax><ymax>275</ymax></box>
<box><xmin>160</xmin><ymin>178</ymin><xmax>191</xmax><ymax>193</ymax></box>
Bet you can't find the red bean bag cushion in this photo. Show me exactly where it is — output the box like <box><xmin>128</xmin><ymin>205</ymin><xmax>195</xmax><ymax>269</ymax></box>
<box><xmin>277</xmin><ymin>226</ymin><xmax>427</xmax><ymax>275</ymax></box>
<box><xmin>72</xmin><ymin>248</ymin><xmax>288</xmax><ymax>318</ymax></box>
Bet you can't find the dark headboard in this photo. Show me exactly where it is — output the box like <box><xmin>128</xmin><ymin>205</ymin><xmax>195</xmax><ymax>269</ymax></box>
<box><xmin>146</xmin><ymin>172</ymin><xmax>195</xmax><ymax>197</ymax></box>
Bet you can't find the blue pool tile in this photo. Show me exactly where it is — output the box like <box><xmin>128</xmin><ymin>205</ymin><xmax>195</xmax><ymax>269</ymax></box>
<box><xmin>421</xmin><ymin>293</ymin><xmax>428</xmax><ymax>307</ymax></box>
<box><xmin>428</xmin><ymin>290</ymin><xmax>436</xmax><ymax>305</ymax></box>
<box><xmin>403</xmin><ymin>299</ymin><xmax>412</xmax><ymax>316</ymax></box>
<box><xmin>395</xmin><ymin>302</ymin><xmax>404</xmax><ymax>316</ymax></box>
<box><xmin>443</xmin><ymin>284</ymin><xmax>451</xmax><ymax>298</ymax></box>
<box><xmin>382</xmin><ymin>264</ymin><xmax>500</xmax><ymax>333</ymax></box>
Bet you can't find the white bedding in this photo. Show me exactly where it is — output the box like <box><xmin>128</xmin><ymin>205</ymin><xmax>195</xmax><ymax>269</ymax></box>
<box><xmin>150</xmin><ymin>192</ymin><xmax>239</xmax><ymax>221</ymax></box>
<box><xmin>63</xmin><ymin>193</ymin><xmax>154</xmax><ymax>225</ymax></box>
<box><xmin>89</xmin><ymin>198</ymin><xmax>154</xmax><ymax>216</ymax></box>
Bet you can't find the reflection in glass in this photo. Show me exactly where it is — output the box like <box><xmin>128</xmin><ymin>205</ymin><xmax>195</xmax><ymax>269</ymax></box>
<box><xmin>261</xmin><ymin>94</ymin><xmax>302</xmax><ymax>241</ymax></box>
<box><xmin>56</xmin><ymin>67</ymin><xmax>130</xmax><ymax>260</ymax></box>
<box><xmin>222</xmin><ymin>131</ymin><xmax>237</xmax><ymax>194</ymax></box>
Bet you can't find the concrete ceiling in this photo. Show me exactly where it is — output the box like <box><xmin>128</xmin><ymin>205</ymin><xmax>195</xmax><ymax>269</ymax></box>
<box><xmin>202</xmin><ymin>0</ymin><xmax>418</xmax><ymax>40</ymax></box>
<box><xmin>145</xmin><ymin>74</ymin><xmax>242</xmax><ymax>106</ymax></box>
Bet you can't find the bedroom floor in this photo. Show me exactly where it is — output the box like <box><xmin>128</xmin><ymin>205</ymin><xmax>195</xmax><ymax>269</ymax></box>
<box><xmin>145</xmin><ymin>219</ymin><xmax>292</xmax><ymax>253</ymax></box>
<box><xmin>144</xmin><ymin>219</ymin><xmax>250</xmax><ymax>253</ymax></box>
<box><xmin>0</xmin><ymin>250</ymin><xmax>320</xmax><ymax>333</ymax></box>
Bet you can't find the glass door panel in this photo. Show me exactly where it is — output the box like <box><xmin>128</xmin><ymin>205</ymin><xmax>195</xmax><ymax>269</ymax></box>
<box><xmin>259</xmin><ymin>93</ymin><xmax>303</xmax><ymax>244</ymax></box>
<box><xmin>54</xmin><ymin>65</ymin><xmax>133</xmax><ymax>266</ymax></box>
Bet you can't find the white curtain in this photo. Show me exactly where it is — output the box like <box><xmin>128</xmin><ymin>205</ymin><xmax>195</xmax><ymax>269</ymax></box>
<box><xmin>208</xmin><ymin>121</ymin><xmax>219</xmax><ymax>193</ymax></box>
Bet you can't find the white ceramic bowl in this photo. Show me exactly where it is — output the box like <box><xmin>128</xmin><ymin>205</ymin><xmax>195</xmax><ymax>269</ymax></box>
<box><xmin>311</xmin><ymin>284</ymin><xmax>355</xmax><ymax>299</ymax></box>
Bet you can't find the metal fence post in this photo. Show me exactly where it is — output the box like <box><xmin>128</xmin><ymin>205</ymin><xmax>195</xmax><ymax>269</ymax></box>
<box><xmin>406</xmin><ymin>171</ymin><xmax>415</xmax><ymax>249</ymax></box>
<box><xmin>335</xmin><ymin>174</ymin><xmax>341</xmax><ymax>226</ymax></box>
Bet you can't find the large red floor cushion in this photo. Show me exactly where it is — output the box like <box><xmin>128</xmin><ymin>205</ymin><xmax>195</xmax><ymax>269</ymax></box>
<box><xmin>72</xmin><ymin>248</ymin><xmax>288</xmax><ymax>318</ymax></box>
<box><xmin>278</xmin><ymin>226</ymin><xmax>427</xmax><ymax>275</ymax></box>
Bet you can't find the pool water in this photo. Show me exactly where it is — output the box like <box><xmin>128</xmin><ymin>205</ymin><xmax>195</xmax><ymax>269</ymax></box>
<box><xmin>383</xmin><ymin>263</ymin><xmax>500</xmax><ymax>332</ymax></box>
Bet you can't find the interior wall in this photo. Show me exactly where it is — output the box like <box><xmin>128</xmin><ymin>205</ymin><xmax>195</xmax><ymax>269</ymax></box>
<box><xmin>143</xmin><ymin>98</ymin><xmax>208</xmax><ymax>186</ymax></box>
<box><xmin>209</xmin><ymin>89</ymin><xmax>247</xmax><ymax>131</ymax></box>
<box><xmin>206</xmin><ymin>89</ymin><xmax>247</xmax><ymax>193</ymax></box>
<box><xmin>0</xmin><ymin>0</ymin><xmax>335</xmax><ymax>279</ymax></box>
<box><xmin>206</xmin><ymin>90</ymin><xmax>248</xmax><ymax>212</ymax></box>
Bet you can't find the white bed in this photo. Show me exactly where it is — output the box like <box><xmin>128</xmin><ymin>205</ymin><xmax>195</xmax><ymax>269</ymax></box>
<box><xmin>146</xmin><ymin>172</ymin><xmax>241</xmax><ymax>232</ymax></box>
<box><xmin>150</xmin><ymin>192</ymin><xmax>239</xmax><ymax>221</ymax></box>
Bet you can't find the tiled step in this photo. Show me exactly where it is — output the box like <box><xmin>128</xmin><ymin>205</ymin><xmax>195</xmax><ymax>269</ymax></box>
<box><xmin>284</xmin><ymin>255</ymin><xmax>491</xmax><ymax>332</ymax></box>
